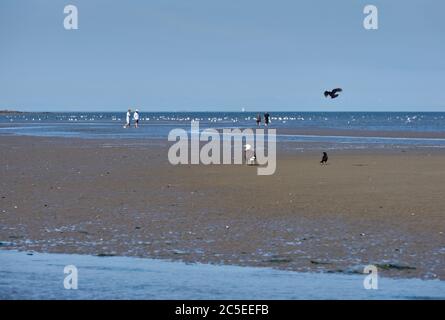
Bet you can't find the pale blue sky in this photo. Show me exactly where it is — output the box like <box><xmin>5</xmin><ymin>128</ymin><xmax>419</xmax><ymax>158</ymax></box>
<box><xmin>0</xmin><ymin>0</ymin><xmax>444</xmax><ymax>111</ymax></box>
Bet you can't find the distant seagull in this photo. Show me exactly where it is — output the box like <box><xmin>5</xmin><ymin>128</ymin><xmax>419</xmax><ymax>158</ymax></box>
<box><xmin>324</xmin><ymin>88</ymin><xmax>343</xmax><ymax>99</ymax></box>
<box><xmin>320</xmin><ymin>152</ymin><xmax>328</xmax><ymax>165</ymax></box>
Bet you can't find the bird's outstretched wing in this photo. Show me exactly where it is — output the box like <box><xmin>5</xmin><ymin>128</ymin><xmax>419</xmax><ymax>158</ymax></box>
<box><xmin>332</xmin><ymin>88</ymin><xmax>343</xmax><ymax>94</ymax></box>
<box><xmin>324</xmin><ymin>91</ymin><xmax>330</xmax><ymax>97</ymax></box>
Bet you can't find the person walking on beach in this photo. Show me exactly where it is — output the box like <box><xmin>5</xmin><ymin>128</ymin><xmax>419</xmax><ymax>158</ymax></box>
<box><xmin>256</xmin><ymin>113</ymin><xmax>262</xmax><ymax>126</ymax></box>
<box><xmin>264</xmin><ymin>112</ymin><xmax>270</xmax><ymax>126</ymax></box>
<box><xmin>133</xmin><ymin>109</ymin><xmax>140</xmax><ymax>128</ymax></box>
<box><xmin>124</xmin><ymin>109</ymin><xmax>131</xmax><ymax>128</ymax></box>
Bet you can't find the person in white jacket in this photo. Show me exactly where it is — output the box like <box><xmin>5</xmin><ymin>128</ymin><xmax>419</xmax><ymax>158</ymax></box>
<box><xmin>124</xmin><ymin>109</ymin><xmax>131</xmax><ymax>128</ymax></box>
<box><xmin>133</xmin><ymin>109</ymin><xmax>140</xmax><ymax>128</ymax></box>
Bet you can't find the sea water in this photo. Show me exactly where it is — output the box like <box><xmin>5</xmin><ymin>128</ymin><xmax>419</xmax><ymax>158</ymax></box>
<box><xmin>1</xmin><ymin>112</ymin><xmax>445</xmax><ymax>149</ymax></box>
<box><xmin>0</xmin><ymin>250</ymin><xmax>444</xmax><ymax>300</ymax></box>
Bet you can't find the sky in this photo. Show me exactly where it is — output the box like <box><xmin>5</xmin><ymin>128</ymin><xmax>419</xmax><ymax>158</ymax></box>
<box><xmin>0</xmin><ymin>0</ymin><xmax>444</xmax><ymax>112</ymax></box>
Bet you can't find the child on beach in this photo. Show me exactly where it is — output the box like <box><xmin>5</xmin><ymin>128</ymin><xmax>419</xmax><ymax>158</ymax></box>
<box><xmin>256</xmin><ymin>114</ymin><xmax>261</xmax><ymax>126</ymax></box>
<box><xmin>133</xmin><ymin>109</ymin><xmax>140</xmax><ymax>128</ymax></box>
<box><xmin>244</xmin><ymin>144</ymin><xmax>257</xmax><ymax>165</ymax></box>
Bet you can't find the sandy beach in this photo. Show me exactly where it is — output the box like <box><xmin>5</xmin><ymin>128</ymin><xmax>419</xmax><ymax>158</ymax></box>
<box><xmin>1</xmin><ymin>135</ymin><xmax>444</xmax><ymax>280</ymax></box>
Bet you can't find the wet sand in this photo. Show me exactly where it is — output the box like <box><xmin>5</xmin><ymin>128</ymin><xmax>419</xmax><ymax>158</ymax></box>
<box><xmin>0</xmin><ymin>136</ymin><xmax>444</xmax><ymax>279</ymax></box>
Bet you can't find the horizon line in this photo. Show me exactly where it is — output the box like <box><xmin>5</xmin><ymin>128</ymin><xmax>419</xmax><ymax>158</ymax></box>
<box><xmin>3</xmin><ymin>109</ymin><xmax>445</xmax><ymax>113</ymax></box>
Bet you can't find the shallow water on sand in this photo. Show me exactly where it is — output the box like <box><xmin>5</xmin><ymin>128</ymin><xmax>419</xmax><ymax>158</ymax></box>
<box><xmin>1</xmin><ymin>250</ymin><xmax>444</xmax><ymax>299</ymax></box>
<box><xmin>2</xmin><ymin>112</ymin><xmax>445</xmax><ymax>149</ymax></box>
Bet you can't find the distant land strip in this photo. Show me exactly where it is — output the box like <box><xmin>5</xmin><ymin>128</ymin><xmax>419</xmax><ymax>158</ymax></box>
<box><xmin>0</xmin><ymin>110</ymin><xmax>24</xmax><ymax>114</ymax></box>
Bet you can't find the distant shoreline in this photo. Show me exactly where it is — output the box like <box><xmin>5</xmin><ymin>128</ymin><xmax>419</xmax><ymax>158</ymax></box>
<box><xmin>1</xmin><ymin>111</ymin><xmax>445</xmax><ymax>114</ymax></box>
<box><xmin>0</xmin><ymin>110</ymin><xmax>24</xmax><ymax>114</ymax></box>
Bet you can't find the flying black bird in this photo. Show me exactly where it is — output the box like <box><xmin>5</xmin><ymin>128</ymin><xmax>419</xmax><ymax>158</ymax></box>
<box><xmin>320</xmin><ymin>152</ymin><xmax>328</xmax><ymax>165</ymax></box>
<box><xmin>324</xmin><ymin>88</ymin><xmax>343</xmax><ymax>99</ymax></box>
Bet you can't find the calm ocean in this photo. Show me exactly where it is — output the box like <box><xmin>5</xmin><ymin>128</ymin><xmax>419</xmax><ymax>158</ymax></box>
<box><xmin>1</xmin><ymin>112</ymin><xmax>445</xmax><ymax>149</ymax></box>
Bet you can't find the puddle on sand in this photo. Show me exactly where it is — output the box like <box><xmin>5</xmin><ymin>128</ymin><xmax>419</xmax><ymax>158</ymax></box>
<box><xmin>0</xmin><ymin>249</ymin><xmax>444</xmax><ymax>300</ymax></box>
